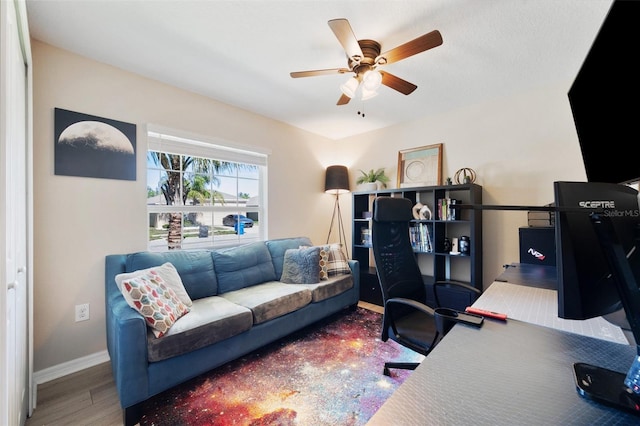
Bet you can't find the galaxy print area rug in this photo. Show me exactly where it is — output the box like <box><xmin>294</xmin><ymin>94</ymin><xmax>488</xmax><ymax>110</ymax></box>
<box><xmin>139</xmin><ymin>307</ymin><xmax>423</xmax><ymax>425</ymax></box>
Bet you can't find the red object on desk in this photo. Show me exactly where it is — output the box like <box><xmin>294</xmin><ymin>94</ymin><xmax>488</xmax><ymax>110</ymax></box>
<box><xmin>465</xmin><ymin>306</ymin><xmax>508</xmax><ymax>321</ymax></box>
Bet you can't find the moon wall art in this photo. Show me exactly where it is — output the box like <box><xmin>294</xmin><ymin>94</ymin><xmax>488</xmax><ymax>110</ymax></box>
<box><xmin>54</xmin><ymin>108</ymin><xmax>136</xmax><ymax>180</ymax></box>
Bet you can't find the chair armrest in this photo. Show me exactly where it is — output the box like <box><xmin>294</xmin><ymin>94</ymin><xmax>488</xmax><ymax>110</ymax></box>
<box><xmin>385</xmin><ymin>297</ymin><xmax>435</xmax><ymax>316</ymax></box>
<box><xmin>383</xmin><ymin>297</ymin><xmax>437</xmax><ymax>354</ymax></box>
<box><xmin>383</xmin><ymin>297</ymin><xmax>435</xmax><ymax>338</ymax></box>
<box><xmin>433</xmin><ymin>280</ymin><xmax>482</xmax><ymax>309</ymax></box>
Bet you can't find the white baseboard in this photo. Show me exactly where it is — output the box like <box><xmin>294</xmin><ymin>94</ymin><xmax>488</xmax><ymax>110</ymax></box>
<box><xmin>31</xmin><ymin>350</ymin><xmax>110</xmax><ymax>409</ymax></box>
<box><xmin>33</xmin><ymin>350</ymin><xmax>110</xmax><ymax>386</ymax></box>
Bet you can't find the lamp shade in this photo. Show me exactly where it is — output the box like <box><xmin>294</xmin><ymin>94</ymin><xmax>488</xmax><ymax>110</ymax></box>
<box><xmin>340</xmin><ymin>77</ymin><xmax>359</xmax><ymax>98</ymax></box>
<box><xmin>362</xmin><ymin>70</ymin><xmax>382</xmax><ymax>91</ymax></box>
<box><xmin>361</xmin><ymin>86</ymin><xmax>379</xmax><ymax>100</ymax></box>
<box><xmin>324</xmin><ymin>165</ymin><xmax>350</xmax><ymax>194</ymax></box>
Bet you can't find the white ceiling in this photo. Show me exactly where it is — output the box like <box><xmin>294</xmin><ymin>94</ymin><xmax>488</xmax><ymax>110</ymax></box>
<box><xmin>25</xmin><ymin>0</ymin><xmax>613</xmax><ymax>140</ymax></box>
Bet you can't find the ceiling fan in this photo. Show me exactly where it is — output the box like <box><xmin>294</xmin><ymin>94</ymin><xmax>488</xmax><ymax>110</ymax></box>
<box><xmin>290</xmin><ymin>18</ymin><xmax>443</xmax><ymax>105</ymax></box>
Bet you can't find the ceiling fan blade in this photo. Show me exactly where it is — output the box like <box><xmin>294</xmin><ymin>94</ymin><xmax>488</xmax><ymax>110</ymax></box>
<box><xmin>377</xmin><ymin>30</ymin><xmax>443</xmax><ymax>65</ymax></box>
<box><xmin>290</xmin><ymin>68</ymin><xmax>350</xmax><ymax>78</ymax></box>
<box><xmin>328</xmin><ymin>18</ymin><xmax>364</xmax><ymax>62</ymax></box>
<box><xmin>380</xmin><ymin>71</ymin><xmax>417</xmax><ymax>95</ymax></box>
<box><xmin>337</xmin><ymin>94</ymin><xmax>351</xmax><ymax>105</ymax></box>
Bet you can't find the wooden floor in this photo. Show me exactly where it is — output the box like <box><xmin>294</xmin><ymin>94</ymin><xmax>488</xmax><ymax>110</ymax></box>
<box><xmin>26</xmin><ymin>302</ymin><xmax>383</xmax><ymax>425</ymax></box>
<box><xmin>26</xmin><ymin>361</ymin><xmax>122</xmax><ymax>426</ymax></box>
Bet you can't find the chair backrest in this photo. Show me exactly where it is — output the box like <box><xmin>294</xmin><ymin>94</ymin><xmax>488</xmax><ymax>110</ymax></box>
<box><xmin>372</xmin><ymin>197</ymin><xmax>426</xmax><ymax>304</ymax></box>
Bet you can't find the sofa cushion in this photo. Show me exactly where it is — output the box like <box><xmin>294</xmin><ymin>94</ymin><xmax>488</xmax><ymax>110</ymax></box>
<box><xmin>146</xmin><ymin>296</ymin><xmax>253</xmax><ymax>362</ymax></box>
<box><xmin>297</xmin><ymin>274</ymin><xmax>354</xmax><ymax>302</ymax></box>
<box><xmin>265</xmin><ymin>237</ymin><xmax>313</xmax><ymax>280</ymax></box>
<box><xmin>126</xmin><ymin>251</ymin><xmax>217</xmax><ymax>300</ymax></box>
<box><xmin>212</xmin><ymin>242</ymin><xmax>276</xmax><ymax>293</ymax></box>
<box><xmin>220</xmin><ymin>282</ymin><xmax>312</xmax><ymax>324</ymax></box>
<box><xmin>281</xmin><ymin>246</ymin><xmax>321</xmax><ymax>284</ymax></box>
<box><xmin>120</xmin><ymin>271</ymin><xmax>190</xmax><ymax>337</ymax></box>
<box><xmin>115</xmin><ymin>262</ymin><xmax>192</xmax><ymax>307</ymax></box>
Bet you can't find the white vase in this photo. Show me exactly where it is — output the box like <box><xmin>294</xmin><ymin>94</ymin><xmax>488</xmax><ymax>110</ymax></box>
<box><xmin>360</xmin><ymin>182</ymin><xmax>378</xmax><ymax>191</ymax></box>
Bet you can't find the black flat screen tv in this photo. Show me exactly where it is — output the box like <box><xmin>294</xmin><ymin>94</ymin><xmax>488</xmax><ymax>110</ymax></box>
<box><xmin>568</xmin><ymin>0</ymin><xmax>640</xmax><ymax>185</ymax></box>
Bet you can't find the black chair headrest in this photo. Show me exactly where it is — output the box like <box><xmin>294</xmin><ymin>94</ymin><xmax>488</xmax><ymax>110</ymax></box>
<box><xmin>373</xmin><ymin>197</ymin><xmax>413</xmax><ymax>222</ymax></box>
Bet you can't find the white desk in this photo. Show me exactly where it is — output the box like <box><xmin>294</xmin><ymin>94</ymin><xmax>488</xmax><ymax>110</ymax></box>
<box><xmin>473</xmin><ymin>280</ymin><xmax>629</xmax><ymax>345</ymax></box>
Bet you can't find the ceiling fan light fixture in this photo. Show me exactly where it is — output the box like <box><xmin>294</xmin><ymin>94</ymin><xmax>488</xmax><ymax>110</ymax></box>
<box><xmin>291</xmin><ymin>19</ymin><xmax>442</xmax><ymax>106</ymax></box>
<box><xmin>340</xmin><ymin>77</ymin><xmax>359</xmax><ymax>98</ymax></box>
<box><xmin>361</xmin><ymin>86</ymin><xmax>379</xmax><ymax>100</ymax></box>
<box><xmin>362</xmin><ymin>70</ymin><xmax>382</xmax><ymax>91</ymax></box>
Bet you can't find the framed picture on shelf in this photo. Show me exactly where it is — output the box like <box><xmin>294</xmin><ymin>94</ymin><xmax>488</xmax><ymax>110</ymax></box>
<box><xmin>397</xmin><ymin>143</ymin><xmax>442</xmax><ymax>188</ymax></box>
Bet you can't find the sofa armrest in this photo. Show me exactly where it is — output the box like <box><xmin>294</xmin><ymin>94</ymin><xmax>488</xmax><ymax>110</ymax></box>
<box><xmin>105</xmin><ymin>255</ymin><xmax>150</xmax><ymax>408</ymax></box>
<box><xmin>348</xmin><ymin>259</ymin><xmax>360</xmax><ymax>292</ymax></box>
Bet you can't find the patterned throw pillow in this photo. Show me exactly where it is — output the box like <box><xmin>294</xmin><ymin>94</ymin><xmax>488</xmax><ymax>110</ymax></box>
<box><xmin>318</xmin><ymin>245</ymin><xmax>330</xmax><ymax>280</ymax></box>
<box><xmin>116</xmin><ymin>262</ymin><xmax>193</xmax><ymax>307</ymax></box>
<box><xmin>327</xmin><ymin>244</ymin><xmax>351</xmax><ymax>276</ymax></box>
<box><xmin>120</xmin><ymin>270</ymin><xmax>190</xmax><ymax>337</ymax></box>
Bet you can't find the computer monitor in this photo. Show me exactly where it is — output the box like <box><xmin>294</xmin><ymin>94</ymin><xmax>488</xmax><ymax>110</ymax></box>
<box><xmin>554</xmin><ymin>180</ymin><xmax>640</xmax><ymax>413</ymax></box>
<box><xmin>555</xmin><ymin>181</ymin><xmax>639</xmax><ymax>320</ymax></box>
<box><xmin>568</xmin><ymin>0</ymin><xmax>640</xmax><ymax>186</ymax></box>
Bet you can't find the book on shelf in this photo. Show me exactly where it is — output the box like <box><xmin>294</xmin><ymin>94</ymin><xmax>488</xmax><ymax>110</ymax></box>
<box><xmin>437</xmin><ymin>198</ymin><xmax>461</xmax><ymax>220</ymax></box>
<box><xmin>410</xmin><ymin>222</ymin><xmax>433</xmax><ymax>252</ymax></box>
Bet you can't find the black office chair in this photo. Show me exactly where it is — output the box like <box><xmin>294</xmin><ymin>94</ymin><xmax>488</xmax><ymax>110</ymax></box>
<box><xmin>371</xmin><ymin>196</ymin><xmax>481</xmax><ymax>376</ymax></box>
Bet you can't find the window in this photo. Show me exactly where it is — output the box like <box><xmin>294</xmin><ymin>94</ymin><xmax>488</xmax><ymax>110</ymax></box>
<box><xmin>146</xmin><ymin>127</ymin><xmax>268</xmax><ymax>251</ymax></box>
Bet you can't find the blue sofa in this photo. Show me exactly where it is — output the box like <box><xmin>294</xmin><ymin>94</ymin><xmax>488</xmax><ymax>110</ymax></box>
<box><xmin>105</xmin><ymin>237</ymin><xmax>360</xmax><ymax>425</ymax></box>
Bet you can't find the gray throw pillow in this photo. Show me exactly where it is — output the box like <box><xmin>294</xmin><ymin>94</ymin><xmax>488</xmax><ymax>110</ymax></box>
<box><xmin>281</xmin><ymin>246</ymin><xmax>321</xmax><ymax>284</ymax></box>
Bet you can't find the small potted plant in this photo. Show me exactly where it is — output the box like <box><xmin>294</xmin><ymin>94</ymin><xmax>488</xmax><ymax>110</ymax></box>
<box><xmin>356</xmin><ymin>168</ymin><xmax>390</xmax><ymax>191</ymax></box>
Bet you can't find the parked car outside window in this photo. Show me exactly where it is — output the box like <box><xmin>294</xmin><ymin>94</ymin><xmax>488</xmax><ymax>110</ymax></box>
<box><xmin>222</xmin><ymin>214</ymin><xmax>254</xmax><ymax>228</ymax></box>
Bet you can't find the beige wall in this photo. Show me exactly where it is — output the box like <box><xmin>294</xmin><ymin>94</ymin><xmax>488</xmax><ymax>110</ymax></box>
<box><xmin>32</xmin><ymin>39</ymin><xmax>586</xmax><ymax>373</ymax></box>
<box><xmin>344</xmin><ymin>85</ymin><xmax>587</xmax><ymax>286</ymax></box>
<box><xmin>32</xmin><ymin>41</ymin><xmax>339</xmax><ymax>371</ymax></box>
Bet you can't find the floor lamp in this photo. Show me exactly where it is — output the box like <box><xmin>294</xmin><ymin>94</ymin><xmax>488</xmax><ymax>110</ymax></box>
<box><xmin>325</xmin><ymin>165</ymin><xmax>350</xmax><ymax>258</ymax></box>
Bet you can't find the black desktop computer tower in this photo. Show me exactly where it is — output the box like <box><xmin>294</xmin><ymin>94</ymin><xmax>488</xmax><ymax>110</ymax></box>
<box><xmin>519</xmin><ymin>227</ymin><xmax>556</xmax><ymax>266</ymax></box>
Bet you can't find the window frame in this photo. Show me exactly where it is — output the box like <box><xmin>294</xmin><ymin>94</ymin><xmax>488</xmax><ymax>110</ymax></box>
<box><xmin>146</xmin><ymin>125</ymin><xmax>269</xmax><ymax>251</ymax></box>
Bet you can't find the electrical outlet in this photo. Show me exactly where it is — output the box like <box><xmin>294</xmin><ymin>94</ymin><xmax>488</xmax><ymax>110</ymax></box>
<box><xmin>75</xmin><ymin>303</ymin><xmax>90</xmax><ymax>322</ymax></box>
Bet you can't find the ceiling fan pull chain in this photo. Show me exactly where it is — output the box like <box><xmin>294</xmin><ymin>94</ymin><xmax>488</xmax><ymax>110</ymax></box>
<box><xmin>357</xmin><ymin>102</ymin><xmax>365</xmax><ymax>118</ymax></box>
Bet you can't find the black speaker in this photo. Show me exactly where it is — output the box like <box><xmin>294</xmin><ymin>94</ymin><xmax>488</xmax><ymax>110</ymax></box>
<box><xmin>519</xmin><ymin>227</ymin><xmax>556</xmax><ymax>266</ymax></box>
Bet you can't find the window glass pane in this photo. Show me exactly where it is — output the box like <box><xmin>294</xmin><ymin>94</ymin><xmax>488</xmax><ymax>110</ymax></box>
<box><xmin>147</xmin><ymin>168</ymin><xmax>167</xmax><ymax>205</ymax></box>
<box><xmin>192</xmin><ymin>173</ymin><xmax>213</xmax><ymax>205</ymax></box>
<box><xmin>218</xmin><ymin>212</ymin><xmax>261</xmax><ymax>243</ymax></box>
<box><xmin>149</xmin><ymin>212</ymin><xmax>168</xmax><ymax>251</ymax></box>
<box><xmin>238</xmin><ymin>177</ymin><xmax>258</xmax><ymax>200</ymax></box>
<box><xmin>216</xmin><ymin>162</ymin><xmax>238</xmax><ymax>177</ymax></box>
<box><xmin>164</xmin><ymin>171</ymin><xmax>184</xmax><ymax>205</ymax></box>
<box><xmin>182</xmin><ymin>211</ymin><xmax>214</xmax><ymax>249</ymax></box>
<box><xmin>237</xmin><ymin>164</ymin><xmax>259</xmax><ymax>179</ymax></box>
<box><xmin>191</xmin><ymin>157</ymin><xmax>211</xmax><ymax>174</ymax></box>
<box><xmin>182</xmin><ymin>160</ymin><xmax>194</xmax><ymax>173</ymax></box>
<box><xmin>166</xmin><ymin>212</ymin><xmax>183</xmax><ymax>250</ymax></box>
<box><xmin>216</xmin><ymin>175</ymin><xmax>239</xmax><ymax>206</ymax></box>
